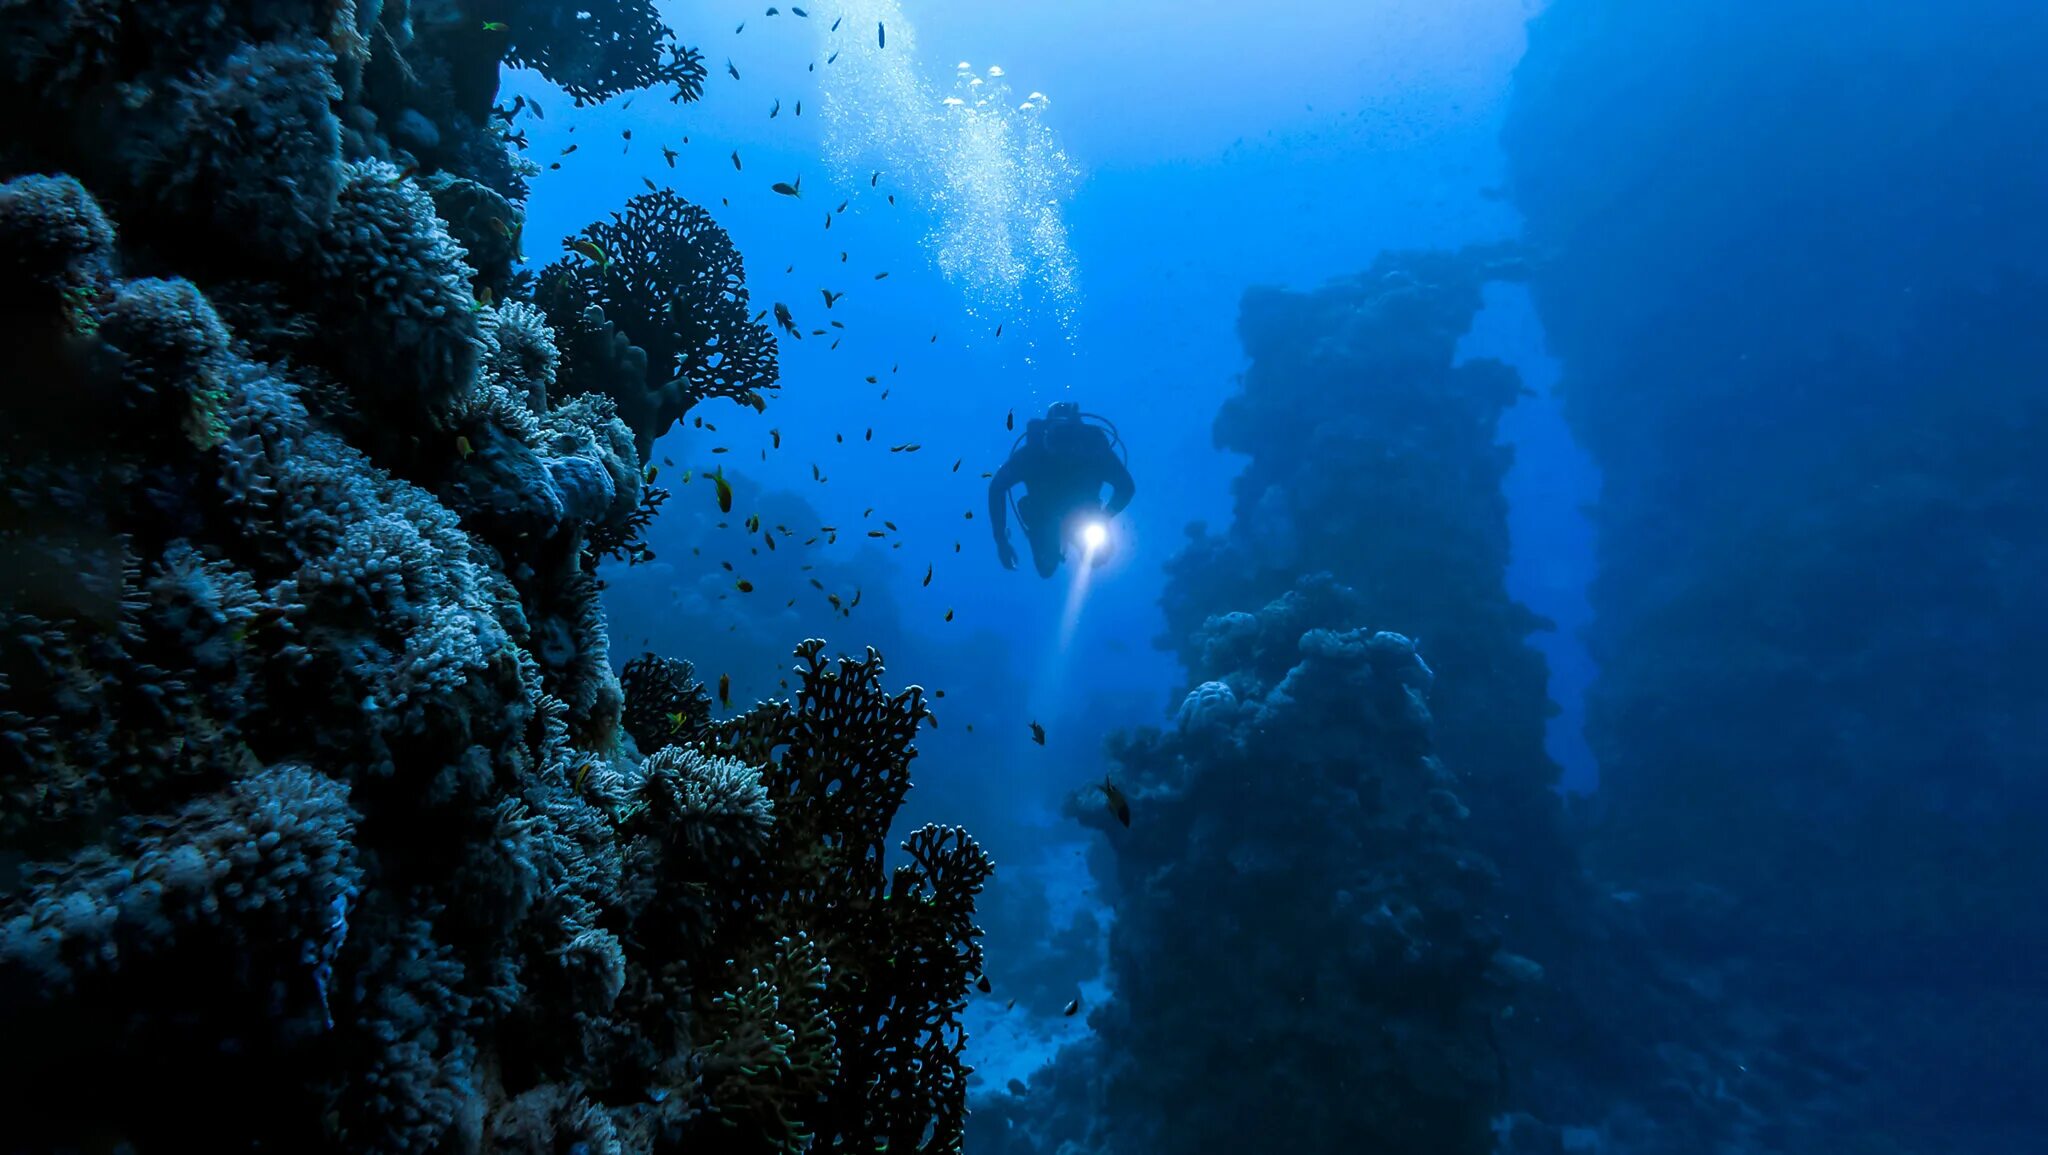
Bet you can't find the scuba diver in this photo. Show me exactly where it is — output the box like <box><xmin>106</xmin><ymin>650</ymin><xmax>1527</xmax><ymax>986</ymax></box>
<box><xmin>988</xmin><ymin>402</ymin><xmax>1135</xmax><ymax>578</ymax></box>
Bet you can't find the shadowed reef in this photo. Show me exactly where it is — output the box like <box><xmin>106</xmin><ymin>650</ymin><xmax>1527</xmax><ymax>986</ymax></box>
<box><xmin>0</xmin><ymin>2</ymin><xmax>987</xmax><ymax>1152</ymax></box>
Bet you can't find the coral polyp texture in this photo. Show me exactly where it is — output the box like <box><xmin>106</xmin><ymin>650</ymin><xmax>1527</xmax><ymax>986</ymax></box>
<box><xmin>0</xmin><ymin>4</ymin><xmax>983</xmax><ymax>1154</ymax></box>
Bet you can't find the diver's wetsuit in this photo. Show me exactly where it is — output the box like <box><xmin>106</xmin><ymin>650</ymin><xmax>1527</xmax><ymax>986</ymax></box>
<box><xmin>988</xmin><ymin>416</ymin><xmax>1135</xmax><ymax>577</ymax></box>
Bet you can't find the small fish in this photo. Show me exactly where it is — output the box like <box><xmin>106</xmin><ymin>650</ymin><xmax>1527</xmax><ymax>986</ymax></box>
<box><xmin>766</xmin><ymin>5</ymin><xmax>778</xmax><ymax>13</ymax></box>
<box><xmin>831</xmin><ymin>16</ymin><xmax>842</xmax><ymax>30</ymax></box>
<box><xmin>622</xmin><ymin>128</ymin><xmax>632</xmax><ymax>141</ymax></box>
<box><xmin>1099</xmin><ymin>776</ymin><xmax>1131</xmax><ymax>827</ymax></box>
<box><xmin>560</xmin><ymin>143</ymin><xmax>579</xmax><ymax>155</ymax></box>
<box><xmin>573</xmin><ymin>761</ymin><xmax>591</xmax><ymax>789</ymax></box>
<box><xmin>792</xmin><ymin>5</ymin><xmax>807</xmax><ymax>14</ymax></box>
<box><xmin>822</xmin><ymin>289</ymin><xmax>843</xmax><ymax>308</ymax></box>
<box><xmin>867</xmin><ymin>530</ymin><xmax>885</xmax><ymax>538</ymax></box>
<box><xmin>996</xmin><ymin>323</ymin><xmax>1004</xmax><ymax>337</ymax></box>
<box><xmin>770</xmin><ymin>98</ymin><xmax>780</xmax><ymax>118</ymax></box>
<box><xmin>482</xmin><ymin>20</ymin><xmax>507</xmax><ymax>31</ymax></box>
<box><xmin>828</xmin><ymin>50</ymin><xmax>840</xmax><ymax>64</ymax></box>
<box><xmin>771</xmin><ymin>428</ymin><xmax>782</xmax><ymax>448</ymax></box>
<box><xmin>1006</xmin><ymin>408</ymin><xmax>1015</xmax><ymax>430</ymax></box>
<box><xmin>735</xmin><ymin>579</ymin><xmax>754</xmax><ymax>593</ymax></box>
<box><xmin>796</xmin><ymin>101</ymin><xmax>803</xmax><ymax>116</ymax></box>
<box><xmin>473</xmin><ymin>285</ymin><xmax>495</xmax><ymax>310</ymax></box>
<box><xmin>727</xmin><ymin>59</ymin><xmax>741</xmax><ymax>80</ymax></box>
<box><xmin>746</xmin><ymin>514</ymin><xmax>761</xmax><ymax>533</ymax></box>
<box><xmin>642</xmin><ymin>176</ymin><xmax>657</xmax><ymax>191</ymax></box>
<box><xmin>824</xmin><ymin>212</ymin><xmax>832</xmax><ymax>230</ymax></box>
<box><xmin>878</xmin><ymin>21</ymin><xmax>886</xmax><ymax>47</ymax></box>
<box><xmin>455</xmin><ymin>435</ymin><xmax>473</xmax><ymax>458</ymax></box>
<box><xmin>773</xmin><ymin>302</ymin><xmax>799</xmax><ymax>337</ymax></box>
<box><xmin>569</xmin><ymin>238</ymin><xmax>608</xmax><ymax>267</ymax></box>
<box><xmin>1006</xmin><ymin>998</ymin><xmax>1016</xmax><ymax>1011</ymax></box>
<box><xmin>772</xmin><ymin>177</ymin><xmax>802</xmax><ymax>197</ymax></box>
<box><xmin>945</xmin><ymin>608</ymin><xmax>955</xmax><ymax>622</ymax></box>
<box><xmin>529</xmin><ymin>98</ymin><xmax>545</xmax><ymax>119</ymax></box>
<box><xmin>1029</xmin><ymin>721</ymin><xmax>1046</xmax><ymax>745</ymax></box>
<box><xmin>663</xmin><ymin>146</ymin><xmax>678</xmax><ymax>167</ymax></box>
<box><xmin>712</xmin><ymin>468</ymin><xmax>733</xmax><ymax>513</ymax></box>
<box><xmin>976</xmin><ymin>975</ymin><xmax>991</xmax><ymax>994</ymax></box>
<box><xmin>835</xmin><ymin>200</ymin><xmax>848</xmax><ymax>214</ymax></box>
<box><xmin>951</xmin><ymin>458</ymin><xmax>962</xmax><ymax>472</ymax></box>
<box><xmin>736</xmin><ymin>19</ymin><xmax>745</xmax><ymax>32</ymax></box>
<box><xmin>731</xmin><ymin>149</ymin><xmax>742</xmax><ymax>170</ymax></box>
<box><xmin>870</xmin><ymin>170</ymin><xmax>880</xmax><ymax>187</ymax></box>
<box><xmin>718</xmin><ymin>673</ymin><xmax>731</xmax><ymax>708</ymax></box>
<box><xmin>1063</xmin><ymin>998</ymin><xmax>1080</xmax><ymax>1017</ymax></box>
<box><xmin>922</xmin><ymin>564</ymin><xmax>933</xmax><ymax>587</ymax></box>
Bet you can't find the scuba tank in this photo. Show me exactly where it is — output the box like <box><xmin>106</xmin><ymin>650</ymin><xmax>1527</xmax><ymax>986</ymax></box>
<box><xmin>1008</xmin><ymin>411</ymin><xmax>1129</xmax><ymax>468</ymax></box>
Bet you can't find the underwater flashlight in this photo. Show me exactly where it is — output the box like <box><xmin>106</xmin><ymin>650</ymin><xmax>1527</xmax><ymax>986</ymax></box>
<box><xmin>1081</xmin><ymin>520</ymin><xmax>1108</xmax><ymax>552</ymax></box>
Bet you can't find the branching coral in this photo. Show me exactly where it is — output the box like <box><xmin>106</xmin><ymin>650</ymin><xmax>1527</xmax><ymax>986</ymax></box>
<box><xmin>620</xmin><ymin>653</ymin><xmax>715</xmax><ymax>754</ymax></box>
<box><xmin>613</xmin><ymin>642</ymin><xmax>990</xmax><ymax>1153</ymax></box>
<box><xmin>496</xmin><ymin>0</ymin><xmax>709</xmax><ymax>107</ymax></box>
<box><xmin>535</xmin><ymin>189</ymin><xmax>778</xmax><ymax>461</ymax></box>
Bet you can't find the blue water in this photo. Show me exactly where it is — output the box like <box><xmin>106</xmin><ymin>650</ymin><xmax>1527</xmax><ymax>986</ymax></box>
<box><xmin>505</xmin><ymin>0</ymin><xmax>2036</xmax><ymax>1144</ymax></box>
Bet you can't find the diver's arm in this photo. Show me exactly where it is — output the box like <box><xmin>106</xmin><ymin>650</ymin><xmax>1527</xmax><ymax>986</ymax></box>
<box><xmin>1101</xmin><ymin>449</ymin><xmax>1135</xmax><ymax>516</ymax></box>
<box><xmin>987</xmin><ymin>456</ymin><xmax>1019</xmax><ymax>540</ymax></box>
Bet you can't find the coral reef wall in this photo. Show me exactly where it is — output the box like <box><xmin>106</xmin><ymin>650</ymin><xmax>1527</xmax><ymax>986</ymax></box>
<box><xmin>1095</xmin><ymin>583</ymin><xmax>1511</xmax><ymax>1155</ymax></box>
<box><xmin>1504</xmin><ymin>1</ymin><xmax>2048</xmax><ymax>1150</ymax></box>
<box><xmin>976</xmin><ymin>579</ymin><xmax>1517</xmax><ymax>1155</ymax></box>
<box><xmin>0</xmin><ymin>3</ymin><xmax>983</xmax><ymax>1153</ymax></box>
<box><xmin>1160</xmin><ymin>247</ymin><xmax>1574</xmax><ymax>950</ymax></box>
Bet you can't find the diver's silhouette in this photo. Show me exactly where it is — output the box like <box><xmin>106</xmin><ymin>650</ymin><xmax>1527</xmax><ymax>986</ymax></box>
<box><xmin>988</xmin><ymin>402</ymin><xmax>1135</xmax><ymax>578</ymax></box>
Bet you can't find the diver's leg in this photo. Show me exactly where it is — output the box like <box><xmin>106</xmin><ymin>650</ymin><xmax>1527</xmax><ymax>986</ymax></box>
<box><xmin>1027</xmin><ymin>518</ymin><xmax>1063</xmax><ymax>577</ymax></box>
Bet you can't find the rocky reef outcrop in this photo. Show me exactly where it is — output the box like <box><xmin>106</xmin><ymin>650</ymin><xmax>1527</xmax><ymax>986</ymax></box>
<box><xmin>0</xmin><ymin>3</ymin><xmax>983</xmax><ymax>1152</ymax></box>
<box><xmin>976</xmin><ymin>578</ymin><xmax>1515</xmax><ymax>1155</ymax></box>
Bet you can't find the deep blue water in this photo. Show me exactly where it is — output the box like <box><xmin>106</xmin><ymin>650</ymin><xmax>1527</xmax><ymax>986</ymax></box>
<box><xmin>506</xmin><ymin>0</ymin><xmax>2036</xmax><ymax>1142</ymax></box>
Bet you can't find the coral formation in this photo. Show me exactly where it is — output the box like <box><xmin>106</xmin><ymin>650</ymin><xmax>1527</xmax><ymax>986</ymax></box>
<box><xmin>994</xmin><ymin>581</ymin><xmax>1511</xmax><ymax>1155</ymax></box>
<box><xmin>0</xmin><ymin>4</ymin><xmax>985</xmax><ymax>1153</ymax></box>
<box><xmin>536</xmin><ymin>189</ymin><xmax>780</xmax><ymax>460</ymax></box>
